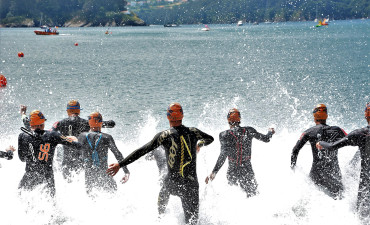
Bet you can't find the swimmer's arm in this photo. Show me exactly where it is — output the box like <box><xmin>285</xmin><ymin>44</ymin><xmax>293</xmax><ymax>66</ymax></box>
<box><xmin>118</xmin><ymin>132</ymin><xmax>162</xmax><ymax>168</ymax></box>
<box><xmin>107</xmin><ymin>135</ymin><xmax>130</xmax><ymax>174</ymax></box>
<box><xmin>251</xmin><ymin>127</ymin><xmax>274</xmax><ymax>142</ymax></box>
<box><xmin>318</xmin><ymin>130</ymin><xmax>361</xmax><ymax>151</ymax></box>
<box><xmin>291</xmin><ymin>132</ymin><xmax>309</xmax><ymax>168</ymax></box>
<box><xmin>192</xmin><ymin>128</ymin><xmax>214</xmax><ymax>148</ymax></box>
<box><xmin>17</xmin><ymin>134</ymin><xmax>29</xmax><ymax>162</ymax></box>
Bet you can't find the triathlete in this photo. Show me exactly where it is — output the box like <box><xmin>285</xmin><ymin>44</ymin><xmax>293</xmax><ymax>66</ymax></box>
<box><xmin>291</xmin><ymin>104</ymin><xmax>347</xmax><ymax>199</ymax></box>
<box><xmin>21</xmin><ymin>101</ymin><xmax>115</xmax><ymax>180</ymax></box>
<box><xmin>0</xmin><ymin>146</ymin><xmax>15</xmax><ymax>160</ymax></box>
<box><xmin>107</xmin><ymin>103</ymin><xmax>214</xmax><ymax>225</ymax></box>
<box><xmin>317</xmin><ymin>102</ymin><xmax>370</xmax><ymax>219</ymax></box>
<box><xmin>205</xmin><ymin>108</ymin><xmax>275</xmax><ymax>197</ymax></box>
<box><xmin>18</xmin><ymin>110</ymin><xmax>81</xmax><ymax>197</ymax></box>
<box><xmin>78</xmin><ymin>112</ymin><xmax>130</xmax><ymax>195</ymax></box>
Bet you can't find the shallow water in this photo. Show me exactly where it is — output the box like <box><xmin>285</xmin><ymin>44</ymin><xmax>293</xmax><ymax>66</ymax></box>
<box><xmin>0</xmin><ymin>20</ymin><xmax>369</xmax><ymax>224</ymax></box>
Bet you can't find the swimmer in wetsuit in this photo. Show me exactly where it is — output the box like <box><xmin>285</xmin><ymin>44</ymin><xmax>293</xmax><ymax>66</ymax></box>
<box><xmin>0</xmin><ymin>146</ymin><xmax>15</xmax><ymax>160</ymax></box>
<box><xmin>205</xmin><ymin>108</ymin><xmax>274</xmax><ymax>197</ymax></box>
<box><xmin>18</xmin><ymin>110</ymin><xmax>81</xmax><ymax>197</ymax></box>
<box><xmin>291</xmin><ymin>104</ymin><xmax>347</xmax><ymax>199</ymax></box>
<box><xmin>78</xmin><ymin>112</ymin><xmax>129</xmax><ymax>195</ymax></box>
<box><xmin>21</xmin><ymin>101</ymin><xmax>115</xmax><ymax>180</ymax></box>
<box><xmin>317</xmin><ymin>102</ymin><xmax>370</xmax><ymax>220</ymax></box>
<box><xmin>107</xmin><ymin>103</ymin><xmax>214</xmax><ymax>225</ymax></box>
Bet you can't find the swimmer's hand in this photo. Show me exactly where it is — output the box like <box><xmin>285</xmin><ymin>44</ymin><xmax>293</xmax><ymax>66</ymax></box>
<box><xmin>66</xmin><ymin>136</ymin><xmax>78</xmax><ymax>142</ymax></box>
<box><xmin>269</xmin><ymin>128</ymin><xmax>275</xmax><ymax>134</ymax></box>
<box><xmin>6</xmin><ymin>146</ymin><xmax>16</xmax><ymax>152</ymax></box>
<box><xmin>107</xmin><ymin>163</ymin><xmax>120</xmax><ymax>176</ymax></box>
<box><xmin>205</xmin><ymin>172</ymin><xmax>216</xmax><ymax>184</ymax></box>
<box><xmin>121</xmin><ymin>173</ymin><xmax>130</xmax><ymax>184</ymax></box>
<box><xmin>316</xmin><ymin>142</ymin><xmax>323</xmax><ymax>150</ymax></box>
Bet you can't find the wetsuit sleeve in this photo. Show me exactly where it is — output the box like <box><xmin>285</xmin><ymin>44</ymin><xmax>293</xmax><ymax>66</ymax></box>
<box><xmin>21</xmin><ymin>114</ymin><xmax>31</xmax><ymax>131</ymax></box>
<box><xmin>319</xmin><ymin>129</ymin><xmax>362</xmax><ymax>150</ymax></box>
<box><xmin>18</xmin><ymin>134</ymin><xmax>29</xmax><ymax>162</ymax></box>
<box><xmin>118</xmin><ymin>132</ymin><xmax>163</xmax><ymax>168</ymax></box>
<box><xmin>0</xmin><ymin>151</ymin><xmax>13</xmax><ymax>160</ymax></box>
<box><xmin>249</xmin><ymin>127</ymin><xmax>273</xmax><ymax>142</ymax></box>
<box><xmin>291</xmin><ymin>132</ymin><xmax>309</xmax><ymax>168</ymax></box>
<box><xmin>107</xmin><ymin>135</ymin><xmax>129</xmax><ymax>174</ymax></box>
<box><xmin>192</xmin><ymin>128</ymin><xmax>214</xmax><ymax>147</ymax></box>
<box><xmin>212</xmin><ymin>132</ymin><xmax>228</xmax><ymax>174</ymax></box>
<box><xmin>102</xmin><ymin>120</ymin><xmax>115</xmax><ymax>128</ymax></box>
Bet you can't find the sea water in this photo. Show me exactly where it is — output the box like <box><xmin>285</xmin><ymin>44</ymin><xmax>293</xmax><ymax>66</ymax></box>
<box><xmin>0</xmin><ymin>20</ymin><xmax>369</xmax><ymax>225</ymax></box>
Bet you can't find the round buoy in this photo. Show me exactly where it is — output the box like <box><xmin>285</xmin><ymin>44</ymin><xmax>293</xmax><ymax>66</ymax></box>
<box><xmin>74</xmin><ymin>43</ymin><xmax>78</xmax><ymax>46</ymax></box>
<box><xmin>0</xmin><ymin>74</ymin><xmax>7</xmax><ymax>87</ymax></box>
<box><xmin>18</xmin><ymin>52</ymin><xmax>24</xmax><ymax>57</ymax></box>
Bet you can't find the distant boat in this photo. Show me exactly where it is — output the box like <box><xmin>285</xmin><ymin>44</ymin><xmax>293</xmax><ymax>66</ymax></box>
<box><xmin>201</xmin><ymin>24</ymin><xmax>210</xmax><ymax>31</ymax></box>
<box><xmin>237</xmin><ymin>20</ymin><xmax>243</xmax><ymax>26</ymax></box>
<box><xmin>252</xmin><ymin>22</ymin><xmax>259</xmax><ymax>25</ymax></box>
<box><xmin>164</xmin><ymin>24</ymin><xmax>180</xmax><ymax>27</ymax></box>
<box><xmin>321</xmin><ymin>18</ymin><xmax>329</xmax><ymax>26</ymax></box>
<box><xmin>34</xmin><ymin>27</ymin><xmax>59</xmax><ymax>35</ymax></box>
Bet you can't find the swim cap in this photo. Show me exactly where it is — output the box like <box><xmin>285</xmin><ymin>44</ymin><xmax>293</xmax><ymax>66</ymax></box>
<box><xmin>313</xmin><ymin>104</ymin><xmax>328</xmax><ymax>121</ymax></box>
<box><xmin>365</xmin><ymin>102</ymin><xmax>370</xmax><ymax>119</ymax></box>
<box><xmin>29</xmin><ymin>110</ymin><xmax>46</xmax><ymax>126</ymax></box>
<box><xmin>227</xmin><ymin>108</ymin><xmax>241</xmax><ymax>124</ymax></box>
<box><xmin>88</xmin><ymin>112</ymin><xmax>103</xmax><ymax>128</ymax></box>
<box><xmin>167</xmin><ymin>103</ymin><xmax>183</xmax><ymax>121</ymax></box>
<box><xmin>66</xmin><ymin>100</ymin><xmax>81</xmax><ymax>116</ymax></box>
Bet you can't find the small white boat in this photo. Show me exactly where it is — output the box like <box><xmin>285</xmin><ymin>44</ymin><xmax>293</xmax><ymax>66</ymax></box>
<box><xmin>201</xmin><ymin>24</ymin><xmax>210</xmax><ymax>31</ymax></box>
<box><xmin>237</xmin><ymin>20</ymin><xmax>243</xmax><ymax>26</ymax></box>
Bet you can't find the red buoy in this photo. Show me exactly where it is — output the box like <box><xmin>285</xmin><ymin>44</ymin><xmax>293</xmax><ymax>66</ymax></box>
<box><xmin>0</xmin><ymin>74</ymin><xmax>7</xmax><ymax>87</ymax></box>
<box><xmin>18</xmin><ymin>52</ymin><xmax>24</xmax><ymax>57</ymax></box>
<box><xmin>74</xmin><ymin>43</ymin><xmax>78</xmax><ymax>46</ymax></box>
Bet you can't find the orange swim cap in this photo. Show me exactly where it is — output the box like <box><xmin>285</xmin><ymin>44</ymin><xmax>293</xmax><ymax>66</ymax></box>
<box><xmin>365</xmin><ymin>102</ymin><xmax>370</xmax><ymax>119</ymax></box>
<box><xmin>88</xmin><ymin>112</ymin><xmax>103</xmax><ymax>128</ymax></box>
<box><xmin>66</xmin><ymin>100</ymin><xmax>81</xmax><ymax>116</ymax></box>
<box><xmin>167</xmin><ymin>103</ymin><xmax>183</xmax><ymax>121</ymax></box>
<box><xmin>29</xmin><ymin>110</ymin><xmax>46</xmax><ymax>126</ymax></box>
<box><xmin>227</xmin><ymin>108</ymin><xmax>241</xmax><ymax>124</ymax></box>
<box><xmin>313</xmin><ymin>104</ymin><xmax>328</xmax><ymax>121</ymax></box>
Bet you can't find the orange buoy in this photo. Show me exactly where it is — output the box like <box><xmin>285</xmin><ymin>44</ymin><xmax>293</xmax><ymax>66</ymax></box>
<box><xmin>18</xmin><ymin>52</ymin><xmax>24</xmax><ymax>57</ymax></box>
<box><xmin>74</xmin><ymin>43</ymin><xmax>78</xmax><ymax>46</ymax></box>
<box><xmin>0</xmin><ymin>74</ymin><xmax>7</xmax><ymax>87</ymax></box>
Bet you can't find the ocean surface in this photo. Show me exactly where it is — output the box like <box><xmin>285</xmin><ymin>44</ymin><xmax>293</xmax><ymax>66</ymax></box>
<box><xmin>0</xmin><ymin>20</ymin><xmax>369</xmax><ymax>225</ymax></box>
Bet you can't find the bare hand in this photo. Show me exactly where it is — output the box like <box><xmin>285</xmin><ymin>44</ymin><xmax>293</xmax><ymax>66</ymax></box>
<box><xmin>107</xmin><ymin>163</ymin><xmax>120</xmax><ymax>177</ymax></box>
<box><xmin>121</xmin><ymin>173</ymin><xmax>130</xmax><ymax>184</ymax></box>
<box><xmin>269</xmin><ymin>128</ymin><xmax>275</xmax><ymax>134</ymax></box>
<box><xmin>316</xmin><ymin>142</ymin><xmax>323</xmax><ymax>150</ymax></box>
<box><xmin>205</xmin><ymin>172</ymin><xmax>216</xmax><ymax>184</ymax></box>
<box><xmin>66</xmin><ymin>136</ymin><xmax>78</xmax><ymax>142</ymax></box>
<box><xmin>196</xmin><ymin>144</ymin><xmax>201</xmax><ymax>154</ymax></box>
<box><xmin>6</xmin><ymin>146</ymin><xmax>16</xmax><ymax>152</ymax></box>
<box><xmin>20</xmin><ymin>105</ymin><xmax>27</xmax><ymax>115</ymax></box>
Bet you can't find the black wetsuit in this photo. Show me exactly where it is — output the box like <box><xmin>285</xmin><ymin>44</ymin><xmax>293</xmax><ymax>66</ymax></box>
<box><xmin>212</xmin><ymin>126</ymin><xmax>273</xmax><ymax>197</ymax></box>
<box><xmin>118</xmin><ymin>125</ymin><xmax>214</xmax><ymax>225</ymax></box>
<box><xmin>319</xmin><ymin>126</ymin><xmax>370</xmax><ymax>218</ymax></box>
<box><xmin>291</xmin><ymin>123</ymin><xmax>347</xmax><ymax>198</ymax></box>
<box><xmin>23</xmin><ymin>115</ymin><xmax>115</xmax><ymax>179</ymax></box>
<box><xmin>0</xmin><ymin>150</ymin><xmax>13</xmax><ymax>160</ymax></box>
<box><xmin>78</xmin><ymin>131</ymin><xmax>129</xmax><ymax>194</ymax></box>
<box><xmin>18</xmin><ymin>129</ymin><xmax>82</xmax><ymax>196</ymax></box>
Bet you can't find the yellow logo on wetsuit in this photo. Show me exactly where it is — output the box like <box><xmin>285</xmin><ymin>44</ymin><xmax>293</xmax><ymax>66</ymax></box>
<box><xmin>168</xmin><ymin>137</ymin><xmax>178</xmax><ymax>168</ymax></box>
